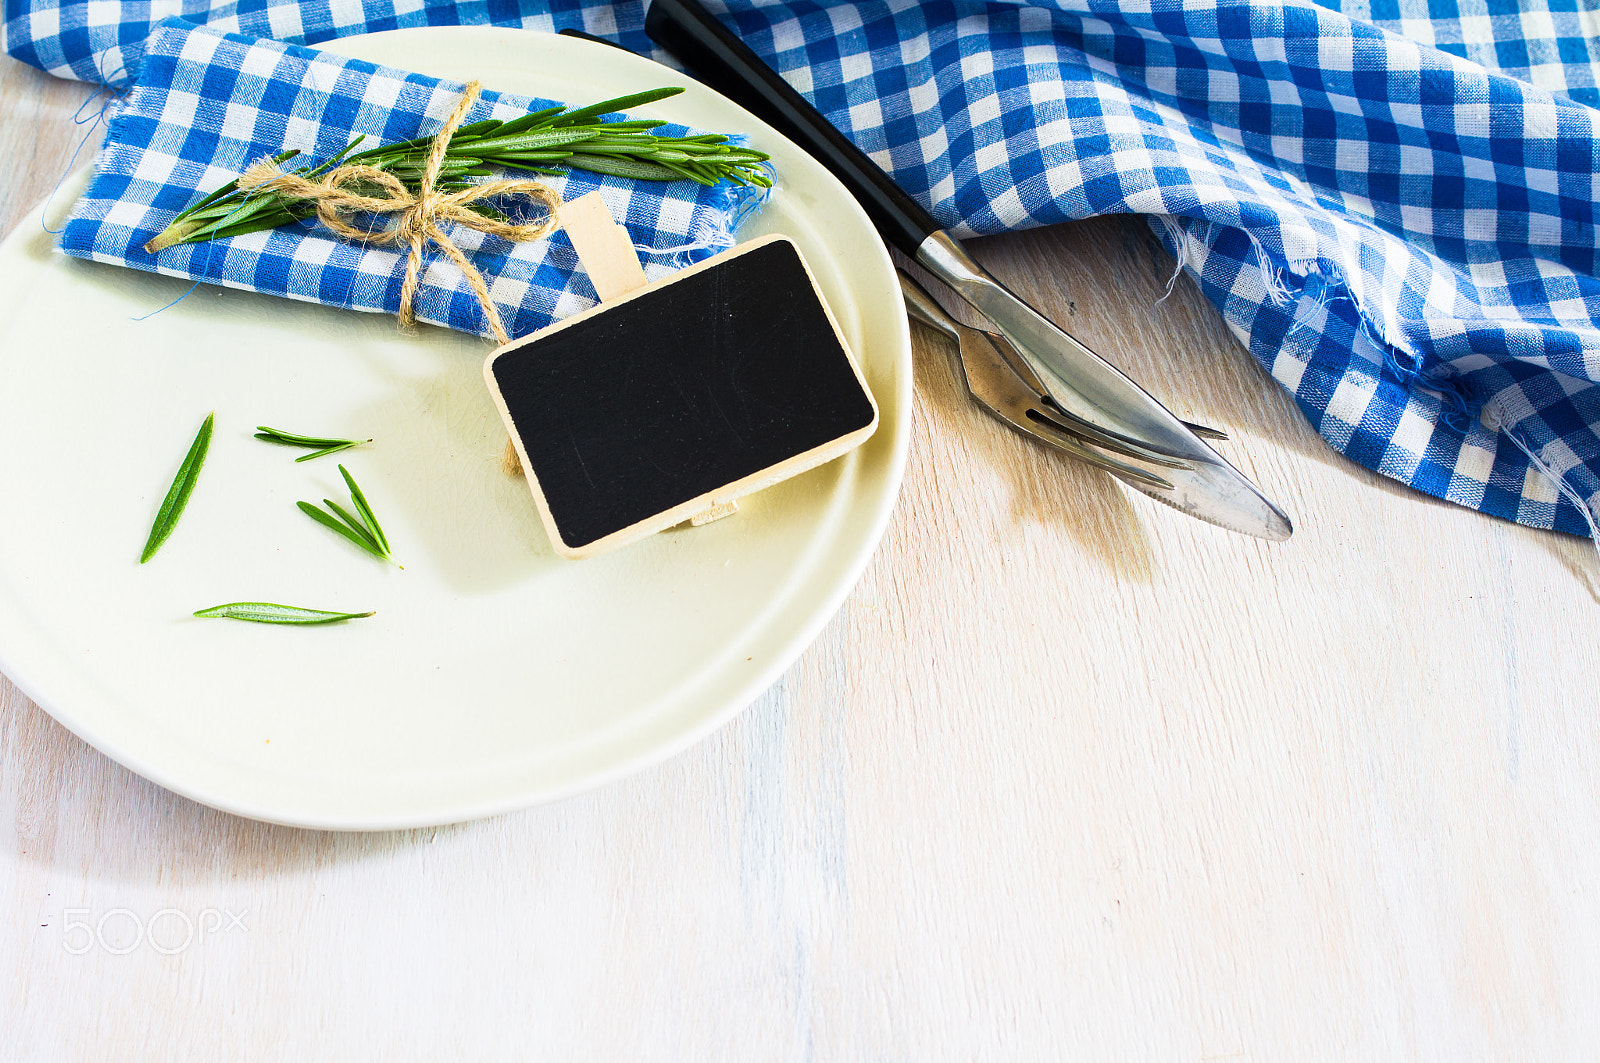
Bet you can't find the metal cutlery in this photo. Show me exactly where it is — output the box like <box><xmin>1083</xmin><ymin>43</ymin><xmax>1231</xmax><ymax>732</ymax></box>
<box><xmin>899</xmin><ymin>268</ymin><xmax>1238</xmax><ymax>490</ymax></box>
<box><xmin>901</xmin><ymin>269</ymin><xmax>1175</xmax><ymax>490</ymax></box>
<box><xmin>644</xmin><ymin>0</ymin><xmax>1292</xmax><ymax>540</ymax></box>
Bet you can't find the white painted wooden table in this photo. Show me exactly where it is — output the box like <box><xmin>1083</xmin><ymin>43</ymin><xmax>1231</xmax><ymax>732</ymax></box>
<box><xmin>4</xmin><ymin>56</ymin><xmax>1599</xmax><ymax>1061</ymax></box>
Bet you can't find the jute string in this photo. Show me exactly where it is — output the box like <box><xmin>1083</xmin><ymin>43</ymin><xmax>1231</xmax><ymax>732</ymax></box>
<box><xmin>236</xmin><ymin>81</ymin><xmax>561</xmax><ymax>347</ymax></box>
<box><xmin>239</xmin><ymin>81</ymin><xmax>559</xmax><ymax>472</ymax></box>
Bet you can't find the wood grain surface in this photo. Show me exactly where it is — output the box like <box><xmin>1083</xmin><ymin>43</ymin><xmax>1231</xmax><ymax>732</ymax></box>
<box><xmin>3</xmin><ymin>56</ymin><xmax>1599</xmax><ymax>1062</ymax></box>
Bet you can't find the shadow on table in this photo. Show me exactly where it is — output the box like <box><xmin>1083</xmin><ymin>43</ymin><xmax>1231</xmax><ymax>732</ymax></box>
<box><xmin>905</xmin><ymin>317</ymin><xmax>1157</xmax><ymax>583</ymax></box>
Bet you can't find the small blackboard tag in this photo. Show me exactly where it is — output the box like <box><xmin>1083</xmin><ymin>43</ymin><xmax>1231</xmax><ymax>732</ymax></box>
<box><xmin>485</xmin><ymin>223</ymin><xmax>877</xmax><ymax>559</ymax></box>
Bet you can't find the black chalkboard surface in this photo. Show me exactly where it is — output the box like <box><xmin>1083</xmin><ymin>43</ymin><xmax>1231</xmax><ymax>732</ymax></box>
<box><xmin>486</xmin><ymin>233</ymin><xmax>878</xmax><ymax>558</ymax></box>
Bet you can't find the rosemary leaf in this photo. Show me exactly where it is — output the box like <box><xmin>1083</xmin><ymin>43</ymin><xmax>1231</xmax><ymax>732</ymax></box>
<box><xmin>298</xmin><ymin>467</ymin><xmax>399</xmax><ymax>567</ymax></box>
<box><xmin>295</xmin><ymin>442</ymin><xmax>362</xmax><ymax>462</ymax></box>
<box><xmin>322</xmin><ymin>499</ymin><xmax>379</xmax><ymax>549</ymax></box>
<box><xmin>194</xmin><ymin>602</ymin><xmax>374</xmax><ymax>624</ymax></box>
<box><xmin>550</xmin><ymin>87</ymin><xmax>685</xmax><ymax>126</ymax></box>
<box><xmin>340</xmin><ymin>464</ymin><xmax>391</xmax><ymax>555</ymax></box>
<box><xmin>492</xmin><ymin>106</ymin><xmax>567</xmax><ymax>137</ymax></box>
<box><xmin>449</xmin><ymin>119</ymin><xmax>502</xmax><ymax>139</ymax></box>
<box><xmin>462</xmin><ymin>128</ymin><xmax>601</xmax><ymax>153</ymax></box>
<box><xmin>255</xmin><ymin>426</ymin><xmax>360</xmax><ymax>446</ymax></box>
<box><xmin>140</xmin><ymin>411</ymin><xmax>213</xmax><ymax>564</ymax></box>
<box><xmin>562</xmin><ymin>153</ymin><xmax>683</xmax><ymax>182</ymax></box>
<box><xmin>298</xmin><ymin>500</ymin><xmax>381</xmax><ymax>557</ymax></box>
<box><xmin>595</xmin><ymin>119</ymin><xmax>672</xmax><ymax>132</ymax></box>
<box><xmin>255</xmin><ymin>425</ymin><xmax>371</xmax><ymax>461</ymax></box>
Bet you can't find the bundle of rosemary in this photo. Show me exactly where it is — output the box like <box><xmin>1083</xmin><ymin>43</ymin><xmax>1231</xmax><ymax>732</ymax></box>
<box><xmin>144</xmin><ymin>87</ymin><xmax>771</xmax><ymax>253</ymax></box>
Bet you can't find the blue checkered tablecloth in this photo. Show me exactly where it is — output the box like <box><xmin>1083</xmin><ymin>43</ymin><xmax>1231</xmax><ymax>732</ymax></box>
<box><xmin>8</xmin><ymin>0</ymin><xmax>1600</xmax><ymax>537</ymax></box>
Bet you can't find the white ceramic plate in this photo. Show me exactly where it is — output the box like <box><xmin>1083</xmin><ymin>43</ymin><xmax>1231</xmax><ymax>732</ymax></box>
<box><xmin>0</xmin><ymin>27</ymin><xmax>909</xmax><ymax>829</ymax></box>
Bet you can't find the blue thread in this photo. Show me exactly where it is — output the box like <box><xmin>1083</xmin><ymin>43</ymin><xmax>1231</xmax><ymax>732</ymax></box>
<box><xmin>131</xmin><ymin>198</ymin><xmax>257</xmax><ymax>322</ymax></box>
<box><xmin>91</xmin><ymin>45</ymin><xmax>130</xmax><ymax>90</ymax></box>
<box><xmin>130</xmin><ymin>278</ymin><xmax>210</xmax><ymax>322</ymax></box>
<box><xmin>40</xmin><ymin>81</ymin><xmax>125</xmax><ymax>236</ymax></box>
<box><xmin>41</xmin><ymin>46</ymin><xmax>134</xmax><ymax>236</ymax></box>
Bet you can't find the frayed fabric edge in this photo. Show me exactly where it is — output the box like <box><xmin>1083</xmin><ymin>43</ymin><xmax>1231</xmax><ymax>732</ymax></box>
<box><xmin>1151</xmin><ymin>214</ymin><xmax>1295</xmax><ymax>308</ymax></box>
<box><xmin>1151</xmin><ymin>214</ymin><xmax>1483</xmax><ymax>424</ymax></box>
<box><xmin>1483</xmin><ymin>403</ymin><xmax>1600</xmax><ymax>558</ymax></box>
<box><xmin>1150</xmin><ymin>212</ymin><xmax>1600</xmax><ymax>544</ymax></box>
<box><xmin>635</xmin><ymin>174</ymin><xmax>771</xmax><ymax>268</ymax></box>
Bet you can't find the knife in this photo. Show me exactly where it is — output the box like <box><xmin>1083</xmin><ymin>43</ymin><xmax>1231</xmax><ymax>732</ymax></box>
<box><xmin>643</xmin><ymin>0</ymin><xmax>1292</xmax><ymax>541</ymax></box>
<box><xmin>899</xmin><ymin>268</ymin><xmax>1177</xmax><ymax>491</ymax></box>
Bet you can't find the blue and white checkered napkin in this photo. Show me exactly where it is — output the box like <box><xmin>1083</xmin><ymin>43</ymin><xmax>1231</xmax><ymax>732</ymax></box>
<box><xmin>11</xmin><ymin>0</ymin><xmax>1600</xmax><ymax>536</ymax></box>
<box><xmin>56</xmin><ymin>18</ymin><xmax>763</xmax><ymax>343</ymax></box>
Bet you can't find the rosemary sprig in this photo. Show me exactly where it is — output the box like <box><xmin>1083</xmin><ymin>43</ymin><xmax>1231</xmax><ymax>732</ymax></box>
<box><xmin>145</xmin><ymin>87</ymin><xmax>772</xmax><ymax>252</ymax></box>
<box><xmin>140</xmin><ymin>411</ymin><xmax>214</xmax><ymax>563</ymax></box>
<box><xmin>194</xmin><ymin>602</ymin><xmax>375</xmax><ymax>624</ymax></box>
<box><xmin>255</xmin><ymin>425</ymin><xmax>373</xmax><ymax>462</ymax></box>
<box><xmin>298</xmin><ymin>465</ymin><xmax>400</xmax><ymax>567</ymax></box>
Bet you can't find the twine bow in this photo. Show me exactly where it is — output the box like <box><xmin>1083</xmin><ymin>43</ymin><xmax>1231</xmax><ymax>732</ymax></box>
<box><xmin>237</xmin><ymin>81</ymin><xmax>561</xmax><ymax>346</ymax></box>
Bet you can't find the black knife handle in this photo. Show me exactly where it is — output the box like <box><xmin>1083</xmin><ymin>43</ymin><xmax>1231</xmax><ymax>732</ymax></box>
<box><xmin>644</xmin><ymin>0</ymin><xmax>941</xmax><ymax>256</ymax></box>
<box><xmin>556</xmin><ymin>27</ymin><xmax>638</xmax><ymax>53</ymax></box>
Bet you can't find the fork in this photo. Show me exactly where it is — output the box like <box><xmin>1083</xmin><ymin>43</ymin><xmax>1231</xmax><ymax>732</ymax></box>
<box><xmin>898</xmin><ymin>269</ymin><xmax>1227</xmax><ymax>491</ymax></box>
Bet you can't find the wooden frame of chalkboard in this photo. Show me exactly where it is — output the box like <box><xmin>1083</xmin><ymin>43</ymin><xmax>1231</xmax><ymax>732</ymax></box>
<box><xmin>484</xmin><ymin>232</ymin><xmax>879</xmax><ymax>560</ymax></box>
